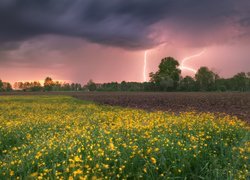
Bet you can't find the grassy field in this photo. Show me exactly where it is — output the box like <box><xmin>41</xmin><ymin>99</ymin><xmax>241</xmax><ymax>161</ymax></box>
<box><xmin>0</xmin><ymin>96</ymin><xmax>249</xmax><ymax>179</ymax></box>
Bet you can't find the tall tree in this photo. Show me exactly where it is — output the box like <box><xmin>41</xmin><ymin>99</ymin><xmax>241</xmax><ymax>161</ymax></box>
<box><xmin>13</xmin><ymin>82</ymin><xmax>24</xmax><ymax>90</ymax></box>
<box><xmin>0</xmin><ymin>79</ymin><xmax>3</xmax><ymax>91</ymax></box>
<box><xmin>195</xmin><ymin>67</ymin><xmax>217</xmax><ymax>91</ymax></box>
<box><xmin>4</xmin><ymin>82</ymin><xmax>12</xmax><ymax>91</ymax></box>
<box><xmin>231</xmin><ymin>72</ymin><xmax>248</xmax><ymax>91</ymax></box>
<box><xmin>62</xmin><ymin>83</ymin><xmax>70</xmax><ymax>91</ymax></box>
<box><xmin>30</xmin><ymin>81</ymin><xmax>42</xmax><ymax>91</ymax></box>
<box><xmin>247</xmin><ymin>72</ymin><xmax>250</xmax><ymax>91</ymax></box>
<box><xmin>150</xmin><ymin>57</ymin><xmax>181</xmax><ymax>90</ymax></box>
<box><xmin>75</xmin><ymin>83</ymin><xmax>82</xmax><ymax>91</ymax></box>
<box><xmin>44</xmin><ymin>77</ymin><xmax>54</xmax><ymax>91</ymax></box>
<box><xmin>86</xmin><ymin>80</ymin><xmax>97</xmax><ymax>91</ymax></box>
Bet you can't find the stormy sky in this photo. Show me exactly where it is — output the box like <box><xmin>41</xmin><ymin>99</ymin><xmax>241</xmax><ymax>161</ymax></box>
<box><xmin>0</xmin><ymin>0</ymin><xmax>250</xmax><ymax>83</ymax></box>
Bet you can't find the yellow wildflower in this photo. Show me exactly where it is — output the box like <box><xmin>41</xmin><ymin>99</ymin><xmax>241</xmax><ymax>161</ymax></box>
<box><xmin>74</xmin><ymin>156</ymin><xmax>82</xmax><ymax>162</ymax></box>
<box><xmin>151</xmin><ymin>157</ymin><xmax>157</xmax><ymax>164</ymax></box>
<box><xmin>10</xmin><ymin>171</ymin><xmax>14</xmax><ymax>176</ymax></box>
<box><xmin>73</xmin><ymin>169</ymin><xmax>83</xmax><ymax>176</ymax></box>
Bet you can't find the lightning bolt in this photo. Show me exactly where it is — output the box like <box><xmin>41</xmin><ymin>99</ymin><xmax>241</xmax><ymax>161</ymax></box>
<box><xmin>143</xmin><ymin>51</ymin><xmax>148</xmax><ymax>82</ymax></box>
<box><xmin>179</xmin><ymin>49</ymin><xmax>206</xmax><ymax>74</ymax></box>
<box><xmin>179</xmin><ymin>66</ymin><xmax>197</xmax><ymax>73</ymax></box>
<box><xmin>142</xmin><ymin>49</ymin><xmax>205</xmax><ymax>81</ymax></box>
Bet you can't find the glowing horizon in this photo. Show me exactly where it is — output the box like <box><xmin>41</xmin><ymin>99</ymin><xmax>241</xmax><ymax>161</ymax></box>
<box><xmin>10</xmin><ymin>79</ymin><xmax>72</xmax><ymax>86</ymax></box>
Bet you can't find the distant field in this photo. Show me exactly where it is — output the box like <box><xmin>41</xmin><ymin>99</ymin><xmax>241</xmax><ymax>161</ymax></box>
<box><xmin>1</xmin><ymin>92</ymin><xmax>250</xmax><ymax>122</ymax></box>
<box><xmin>0</xmin><ymin>96</ymin><xmax>249</xmax><ymax>179</ymax></box>
<box><xmin>73</xmin><ymin>92</ymin><xmax>250</xmax><ymax>123</ymax></box>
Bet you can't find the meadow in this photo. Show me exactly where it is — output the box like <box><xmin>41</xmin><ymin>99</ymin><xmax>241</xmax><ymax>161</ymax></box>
<box><xmin>0</xmin><ymin>96</ymin><xmax>249</xmax><ymax>179</ymax></box>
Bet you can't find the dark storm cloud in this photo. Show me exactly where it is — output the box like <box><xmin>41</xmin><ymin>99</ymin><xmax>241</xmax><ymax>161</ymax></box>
<box><xmin>0</xmin><ymin>0</ymin><xmax>250</xmax><ymax>50</ymax></box>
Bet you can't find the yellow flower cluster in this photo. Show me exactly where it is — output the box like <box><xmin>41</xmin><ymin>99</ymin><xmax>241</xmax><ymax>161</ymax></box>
<box><xmin>0</xmin><ymin>96</ymin><xmax>249</xmax><ymax>179</ymax></box>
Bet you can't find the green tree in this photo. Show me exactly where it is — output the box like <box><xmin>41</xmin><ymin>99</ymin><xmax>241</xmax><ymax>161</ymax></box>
<box><xmin>0</xmin><ymin>79</ymin><xmax>3</xmax><ymax>91</ymax></box>
<box><xmin>52</xmin><ymin>81</ymin><xmax>62</xmax><ymax>91</ymax></box>
<box><xmin>0</xmin><ymin>81</ymin><xmax>12</xmax><ymax>91</ymax></box>
<box><xmin>150</xmin><ymin>57</ymin><xmax>181</xmax><ymax>91</ymax></box>
<box><xmin>120</xmin><ymin>81</ymin><xmax>128</xmax><ymax>91</ymax></box>
<box><xmin>44</xmin><ymin>77</ymin><xmax>54</xmax><ymax>91</ymax></box>
<box><xmin>231</xmin><ymin>72</ymin><xmax>248</xmax><ymax>91</ymax></box>
<box><xmin>214</xmin><ymin>78</ymin><xmax>228</xmax><ymax>92</ymax></box>
<box><xmin>76</xmin><ymin>83</ymin><xmax>82</xmax><ymax>91</ymax></box>
<box><xmin>86</xmin><ymin>80</ymin><xmax>97</xmax><ymax>91</ymax></box>
<box><xmin>4</xmin><ymin>82</ymin><xmax>12</xmax><ymax>91</ymax></box>
<box><xmin>195</xmin><ymin>67</ymin><xmax>217</xmax><ymax>91</ymax></box>
<box><xmin>143</xmin><ymin>82</ymin><xmax>157</xmax><ymax>91</ymax></box>
<box><xmin>247</xmin><ymin>72</ymin><xmax>250</xmax><ymax>91</ymax></box>
<box><xmin>30</xmin><ymin>81</ymin><xmax>42</xmax><ymax>91</ymax></box>
<box><xmin>62</xmin><ymin>83</ymin><xmax>71</xmax><ymax>91</ymax></box>
<box><xmin>179</xmin><ymin>76</ymin><xmax>196</xmax><ymax>91</ymax></box>
<box><xmin>159</xmin><ymin>76</ymin><xmax>174</xmax><ymax>91</ymax></box>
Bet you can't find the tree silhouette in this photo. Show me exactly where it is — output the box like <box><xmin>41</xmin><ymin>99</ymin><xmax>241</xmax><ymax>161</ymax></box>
<box><xmin>87</xmin><ymin>80</ymin><xmax>97</xmax><ymax>91</ymax></box>
<box><xmin>231</xmin><ymin>72</ymin><xmax>248</xmax><ymax>91</ymax></box>
<box><xmin>195</xmin><ymin>67</ymin><xmax>217</xmax><ymax>91</ymax></box>
<box><xmin>44</xmin><ymin>77</ymin><xmax>54</xmax><ymax>91</ymax></box>
<box><xmin>150</xmin><ymin>57</ymin><xmax>181</xmax><ymax>90</ymax></box>
<box><xmin>179</xmin><ymin>76</ymin><xmax>196</xmax><ymax>91</ymax></box>
<box><xmin>0</xmin><ymin>79</ymin><xmax>3</xmax><ymax>91</ymax></box>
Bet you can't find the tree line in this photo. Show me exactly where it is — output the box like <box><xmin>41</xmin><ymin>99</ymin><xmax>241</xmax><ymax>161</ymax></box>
<box><xmin>0</xmin><ymin>56</ymin><xmax>250</xmax><ymax>92</ymax></box>
<box><xmin>90</xmin><ymin>57</ymin><xmax>250</xmax><ymax>92</ymax></box>
<box><xmin>0</xmin><ymin>77</ymin><xmax>83</xmax><ymax>92</ymax></box>
<box><xmin>0</xmin><ymin>80</ymin><xmax>12</xmax><ymax>92</ymax></box>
